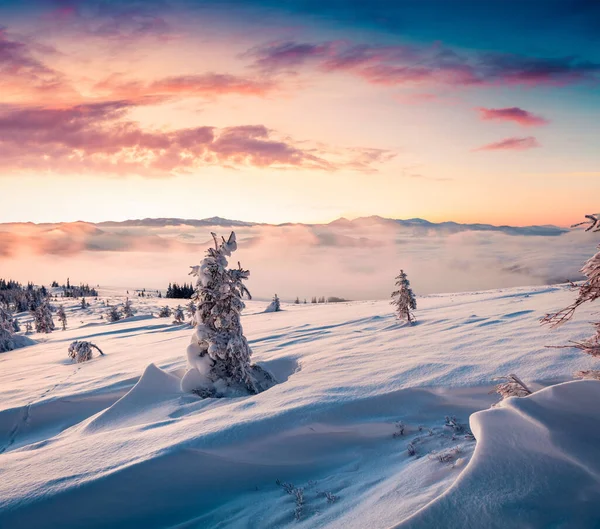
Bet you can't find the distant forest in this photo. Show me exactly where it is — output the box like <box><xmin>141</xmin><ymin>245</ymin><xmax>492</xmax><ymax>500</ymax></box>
<box><xmin>166</xmin><ymin>282</ymin><xmax>194</xmax><ymax>299</ymax></box>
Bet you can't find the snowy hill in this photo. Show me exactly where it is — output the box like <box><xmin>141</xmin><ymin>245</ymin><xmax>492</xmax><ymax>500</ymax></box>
<box><xmin>1</xmin><ymin>285</ymin><xmax>599</xmax><ymax>528</ymax></box>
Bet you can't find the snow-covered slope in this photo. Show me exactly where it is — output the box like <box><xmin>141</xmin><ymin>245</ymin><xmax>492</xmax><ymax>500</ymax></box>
<box><xmin>0</xmin><ymin>285</ymin><xmax>598</xmax><ymax>528</ymax></box>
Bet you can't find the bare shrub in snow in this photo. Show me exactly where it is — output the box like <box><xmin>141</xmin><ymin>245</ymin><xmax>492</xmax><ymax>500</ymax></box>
<box><xmin>57</xmin><ymin>305</ymin><xmax>67</xmax><ymax>330</ymax></box>
<box><xmin>265</xmin><ymin>294</ymin><xmax>281</xmax><ymax>313</ymax></box>
<box><xmin>106</xmin><ymin>304</ymin><xmax>122</xmax><ymax>322</ymax></box>
<box><xmin>123</xmin><ymin>298</ymin><xmax>135</xmax><ymax>318</ymax></box>
<box><xmin>491</xmin><ymin>374</ymin><xmax>532</xmax><ymax>400</ymax></box>
<box><xmin>173</xmin><ymin>305</ymin><xmax>185</xmax><ymax>323</ymax></box>
<box><xmin>393</xmin><ymin>421</ymin><xmax>405</xmax><ymax>437</ymax></box>
<box><xmin>276</xmin><ymin>480</ymin><xmax>305</xmax><ymax>521</ymax></box>
<box><xmin>158</xmin><ymin>306</ymin><xmax>172</xmax><ymax>318</ymax></box>
<box><xmin>25</xmin><ymin>321</ymin><xmax>32</xmax><ymax>334</ymax></box>
<box><xmin>444</xmin><ymin>416</ymin><xmax>464</xmax><ymax>432</ymax></box>
<box><xmin>68</xmin><ymin>340</ymin><xmax>104</xmax><ymax>363</ymax></box>
<box><xmin>407</xmin><ymin>441</ymin><xmax>417</xmax><ymax>456</ymax></box>
<box><xmin>181</xmin><ymin>232</ymin><xmax>275</xmax><ymax>396</ymax></box>
<box><xmin>31</xmin><ymin>301</ymin><xmax>55</xmax><ymax>333</ymax></box>
<box><xmin>430</xmin><ymin>446</ymin><xmax>461</xmax><ymax>464</ymax></box>
<box><xmin>391</xmin><ymin>269</ymin><xmax>417</xmax><ymax>323</ymax></box>
<box><xmin>574</xmin><ymin>370</ymin><xmax>600</xmax><ymax>381</ymax></box>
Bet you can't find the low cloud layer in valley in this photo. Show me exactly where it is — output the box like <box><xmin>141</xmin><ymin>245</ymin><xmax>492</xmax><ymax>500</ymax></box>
<box><xmin>0</xmin><ymin>217</ymin><xmax>595</xmax><ymax>300</ymax></box>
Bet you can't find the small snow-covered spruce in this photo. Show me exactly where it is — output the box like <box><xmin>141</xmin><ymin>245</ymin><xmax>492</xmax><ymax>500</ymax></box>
<box><xmin>25</xmin><ymin>321</ymin><xmax>33</xmax><ymax>334</ymax></box>
<box><xmin>122</xmin><ymin>298</ymin><xmax>135</xmax><ymax>318</ymax></box>
<box><xmin>68</xmin><ymin>340</ymin><xmax>104</xmax><ymax>363</ymax></box>
<box><xmin>391</xmin><ymin>269</ymin><xmax>417</xmax><ymax>323</ymax></box>
<box><xmin>181</xmin><ymin>231</ymin><xmax>275</xmax><ymax>397</ymax></box>
<box><xmin>490</xmin><ymin>374</ymin><xmax>532</xmax><ymax>400</ymax></box>
<box><xmin>106</xmin><ymin>304</ymin><xmax>122</xmax><ymax>322</ymax></box>
<box><xmin>0</xmin><ymin>307</ymin><xmax>15</xmax><ymax>352</ymax></box>
<box><xmin>81</xmin><ymin>297</ymin><xmax>88</xmax><ymax>309</ymax></box>
<box><xmin>31</xmin><ymin>300</ymin><xmax>55</xmax><ymax>333</ymax></box>
<box><xmin>186</xmin><ymin>300</ymin><xmax>197</xmax><ymax>325</ymax></box>
<box><xmin>173</xmin><ymin>305</ymin><xmax>185</xmax><ymax>324</ymax></box>
<box><xmin>158</xmin><ymin>305</ymin><xmax>172</xmax><ymax>318</ymax></box>
<box><xmin>57</xmin><ymin>305</ymin><xmax>67</xmax><ymax>330</ymax></box>
<box><xmin>265</xmin><ymin>293</ymin><xmax>281</xmax><ymax>313</ymax></box>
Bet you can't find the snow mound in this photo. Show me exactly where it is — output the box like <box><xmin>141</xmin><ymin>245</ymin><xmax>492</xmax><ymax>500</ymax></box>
<box><xmin>83</xmin><ymin>363</ymin><xmax>182</xmax><ymax>433</ymax></box>
<box><xmin>397</xmin><ymin>380</ymin><xmax>600</xmax><ymax>529</ymax></box>
<box><xmin>12</xmin><ymin>334</ymin><xmax>37</xmax><ymax>349</ymax></box>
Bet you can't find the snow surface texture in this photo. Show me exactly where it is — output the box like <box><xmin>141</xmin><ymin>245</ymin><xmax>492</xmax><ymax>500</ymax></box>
<box><xmin>397</xmin><ymin>380</ymin><xmax>600</xmax><ymax>529</ymax></box>
<box><xmin>0</xmin><ymin>285</ymin><xmax>599</xmax><ymax>528</ymax></box>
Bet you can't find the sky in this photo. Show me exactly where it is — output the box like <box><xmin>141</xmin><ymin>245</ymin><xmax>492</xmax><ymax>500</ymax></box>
<box><xmin>1</xmin><ymin>0</ymin><xmax>599</xmax><ymax>226</ymax></box>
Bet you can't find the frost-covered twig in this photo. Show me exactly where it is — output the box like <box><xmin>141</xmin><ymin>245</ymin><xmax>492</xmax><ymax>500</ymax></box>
<box><xmin>429</xmin><ymin>446</ymin><xmax>461</xmax><ymax>464</ymax></box>
<box><xmin>491</xmin><ymin>374</ymin><xmax>532</xmax><ymax>400</ymax></box>
<box><xmin>574</xmin><ymin>370</ymin><xmax>600</xmax><ymax>381</ymax></box>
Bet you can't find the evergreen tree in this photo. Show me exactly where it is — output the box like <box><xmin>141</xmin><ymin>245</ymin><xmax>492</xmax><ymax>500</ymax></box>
<box><xmin>106</xmin><ymin>304</ymin><xmax>122</xmax><ymax>323</ymax></box>
<box><xmin>57</xmin><ymin>305</ymin><xmax>67</xmax><ymax>331</ymax></box>
<box><xmin>25</xmin><ymin>321</ymin><xmax>33</xmax><ymax>334</ymax></box>
<box><xmin>186</xmin><ymin>300</ymin><xmax>197</xmax><ymax>324</ymax></box>
<box><xmin>0</xmin><ymin>307</ymin><xmax>15</xmax><ymax>352</ymax></box>
<box><xmin>266</xmin><ymin>294</ymin><xmax>281</xmax><ymax>312</ymax></box>
<box><xmin>158</xmin><ymin>305</ymin><xmax>172</xmax><ymax>318</ymax></box>
<box><xmin>294</xmin><ymin>297</ymin><xmax>300</xmax><ymax>304</ymax></box>
<box><xmin>181</xmin><ymin>231</ymin><xmax>274</xmax><ymax>396</ymax></box>
<box><xmin>68</xmin><ymin>340</ymin><xmax>104</xmax><ymax>363</ymax></box>
<box><xmin>81</xmin><ymin>297</ymin><xmax>88</xmax><ymax>309</ymax></box>
<box><xmin>123</xmin><ymin>298</ymin><xmax>135</xmax><ymax>318</ymax></box>
<box><xmin>173</xmin><ymin>305</ymin><xmax>185</xmax><ymax>323</ymax></box>
<box><xmin>311</xmin><ymin>297</ymin><xmax>317</xmax><ymax>304</ymax></box>
<box><xmin>31</xmin><ymin>300</ymin><xmax>55</xmax><ymax>333</ymax></box>
<box><xmin>391</xmin><ymin>269</ymin><xmax>417</xmax><ymax>323</ymax></box>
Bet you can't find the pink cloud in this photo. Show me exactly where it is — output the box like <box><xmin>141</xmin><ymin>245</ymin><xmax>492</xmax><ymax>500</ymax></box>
<box><xmin>477</xmin><ymin>107</ymin><xmax>549</xmax><ymax>126</ymax></box>
<box><xmin>473</xmin><ymin>136</ymin><xmax>540</xmax><ymax>151</ymax></box>
<box><xmin>0</xmin><ymin>100</ymin><xmax>394</xmax><ymax>175</ymax></box>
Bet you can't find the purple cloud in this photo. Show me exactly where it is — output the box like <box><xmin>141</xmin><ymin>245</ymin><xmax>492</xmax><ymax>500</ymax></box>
<box><xmin>248</xmin><ymin>40</ymin><xmax>600</xmax><ymax>89</ymax></box>
<box><xmin>477</xmin><ymin>107</ymin><xmax>549</xmax><ymax>126</ymax></box>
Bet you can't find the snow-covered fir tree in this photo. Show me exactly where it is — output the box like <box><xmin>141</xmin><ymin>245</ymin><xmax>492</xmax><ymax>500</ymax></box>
<box><xmin>25</xmin><ymin>321</ymin><xmax>33</xmax><ymax>334</ymax></box>
<box><xmin>391</xmin><ymin>269</ymin><xmax>417</xmax><ymax>324</ymax></box>
<box><xmin>0</xmin><ymin>307</ymin><xmax>15</xmax><ymax>352</ymax></box>
<box><xmin>68</xmin><ymin>340</ymin><xmax>104</xmax><ymax>363</ymax></box>
<box><xmin>81</xmin><ymin>297</ymin><xmax>88</xmax><ymax>309</ymax></box>
<box><xmin>173</xmin><ymin>305</ymin><xmax>185</xmax><ymax>323</ymax></box>
<box><xmin>57</xmin><ymin>305</ymin><xmax>67</xmax><ymax>331</ymax></box>
<box><xmin>265</xmin><ymin>294</ymin><xmax>281</xmax><ymax>313</ymax></box>
<box><xmin>31</xmin><ymin>300</ymin><xmax>55</xmax><ymax>333</ymax></box>
<box><xmin>294</xmin><ymin>297</ymin><xmax>300</xmax><ymax>304</ymax></box>
<box><xmin>186</xmin><ymin>300</ymin><xmax>197</xmax><ymax>325</ymax></box>
<box><xmin>123</xmin><ymin>298</ymin><xmax>135</xmax><ymax>318</ymax></box>
<box><xmin>158</xmin><ymin>305</ymin><xmax>172</xmax><ymax>318</ymax></box>
<box><xmin>542</xmin><ymin>214</ymin><xmax>600</xmax><ymax>377</ymax></box>
<box><xmin>181</xmin><ymin>232</ymin><xmax>275</xmax><ymax>397</ymax></box>
<box><xmin>106</xmin><ymin>304</ymin><xmax>122</xmax><ymax>322</ymax></box>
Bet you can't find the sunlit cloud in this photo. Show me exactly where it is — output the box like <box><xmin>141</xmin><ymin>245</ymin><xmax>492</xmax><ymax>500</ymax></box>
<box><xmin>473</xmin><ymin>136</ymin><xmax>540</xmax><ymax>152</ymax></box>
